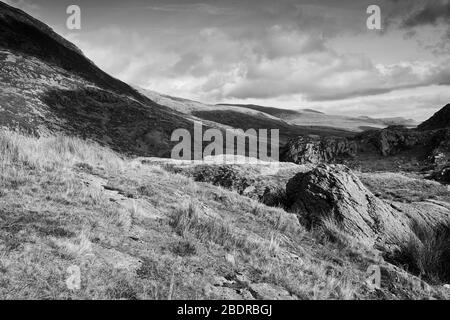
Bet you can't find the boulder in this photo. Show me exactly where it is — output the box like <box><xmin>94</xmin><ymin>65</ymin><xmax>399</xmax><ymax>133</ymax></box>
<box><xmin>281</xmin><ymin>135</ymin><xmax>357</xmax><ymax>164</ymax></box>
<box><xmin>191</xmin><ymin>165</ymin><xmax>252</xmax><ymax>194</ymax></box>
<box><xmin>286</xmin><ymin>164</ymin><xmax>411</xmax><ymax>250</ymax></box>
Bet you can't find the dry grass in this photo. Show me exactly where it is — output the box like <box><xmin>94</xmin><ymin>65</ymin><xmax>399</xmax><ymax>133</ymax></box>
<box><xmin>170</xmin><ymin>200</ymin><xmax>259</xmax><ymax>254</ymax></box>
<box><xmin>388</xmin><ymin>220</ymin><xmax>450</xmax><ymax>284</ymax></box>
<box><xmin>0</xmin><ymin>129</ymin><xmax>447</xmax><ymax>300</ymax></box>
<box><xmin>0</xmin><ymin>129</ymin><xmax>124</xmax><ymax>175</ymax></box>
<box><xmin>358</xmin><ymin>172</ymin><xmax>449</xmax><ymax>203</ymax></box>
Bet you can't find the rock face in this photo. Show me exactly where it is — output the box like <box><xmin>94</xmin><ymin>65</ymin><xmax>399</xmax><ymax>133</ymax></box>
<box><xmin>286</xmin><ymin>164</ymin><xmax>410</xmax><ymax>249</ymax></box>
<box><xmin>418</xmin><ymin>104</ymin><xmax>450</xmax><ymax>131</ymax></box>
<box><xmin>281</xmin><ymin>135</ymin><xmax>357</xmax><ymax>164</ymax></box>
<box><xmin>356</xmin><ymin>126</ymin><xmax>450</xmax><ymax>169</ymax></box>
<box><xmin>356</xmin><ymin>126</ymin><xmax>427</xmax><ymax>156</ymax></box>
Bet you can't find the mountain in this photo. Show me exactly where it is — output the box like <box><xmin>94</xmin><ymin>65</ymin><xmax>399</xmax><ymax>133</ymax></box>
<box><xmin>299</xmin><ymin>108</ymin><xmax>324</xmax><ymax>114</ymax></box>
<box><xmin>356</xmin><ymin>116</ymin><xmax>417</xmax><ymax>127</ymax></box>
<box><xmin>217</xmin><ymin>103</ymin><xmax>301</xmax><ymax>118</ymax></box>
<box><xmin>0</xmin><ymin>1</ymin><xmax>202</xmax><ymax>157</ymax></box>
<box><xmin>218</xmin><ymin>103</ymin><xmax>418</xmax><ymax>132</ymax></box>
<box><xmin>139</xmin><ymin>91</ymin><xmax>355</xmax><ymax>143</ymax></box>
<box><xmin>418</xmin><ymin>104</ymin><xmax>450</xmax><ymax>131</ymax></box>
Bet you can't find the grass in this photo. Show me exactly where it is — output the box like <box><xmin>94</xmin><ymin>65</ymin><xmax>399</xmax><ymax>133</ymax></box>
<box><xmin>0</xmin><ymin>129</ymin><xmax>448</xmax><ymax>300</ymax></box>
<box><xmin>170</xmin><ymin>200</ymin><xmax>259</xmax><ymax>254</ymax></box>
<box><xmin>358</xmin><ymin>172</ymin><xmax>450</xmax><ymax>203</ymax></box>
<box><xmin>388</xmin><ymin>220</ymin><xmax>450</xmax><ymax>284</ymax></box>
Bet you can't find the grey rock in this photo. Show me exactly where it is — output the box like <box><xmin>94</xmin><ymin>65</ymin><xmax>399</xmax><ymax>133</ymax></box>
<box><xmin>281</xmin><ymin>135</ymin><xmax>357</xmax><ymax>164</ymax></box>
<box><xmin>286</xmin><ymin>164</ymin><xmax>410</xmax><ymax>250</ymax></box>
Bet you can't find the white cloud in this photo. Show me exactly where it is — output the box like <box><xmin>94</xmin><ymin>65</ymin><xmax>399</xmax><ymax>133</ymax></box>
<box><xmin>56</xmin><ymin>1</ymin><xmax>450</xmax><ymax>119</ymax></box>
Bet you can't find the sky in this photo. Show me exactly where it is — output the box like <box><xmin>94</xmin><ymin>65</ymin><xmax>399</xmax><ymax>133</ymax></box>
<box><xmin>4</xmin><ymin>0</ymin><xmax>450</xmax><ymax>120</ymax></box>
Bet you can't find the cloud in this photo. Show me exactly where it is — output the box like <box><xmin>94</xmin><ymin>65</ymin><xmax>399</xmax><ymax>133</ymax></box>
<box><xmin>67</xmin><ymin>19</ymin><xmax>450</xmax><ymax>106</ymax></box>
<box><xmin>146</xmin><ymin>3</ymin><xmax>235</xmax><ymax>16</ymax></box>
<box><xmin>401</xmin><ymin>0</ymin><xmax>450</xmax><ymax>28</ymax></box>
<box><xmin>222</xmin><ymin>54</ymin><xmax>450</xmax><ymax>101</ymax></box>
<box><xmin>304</xmin><ymin>85</ymin><xmax>450</xmax><ymax>121</ymax></box>
<box><xmin>59</xmin><ymin>0</ymin><xmax>450</xmax><ymax>122</ymax></box>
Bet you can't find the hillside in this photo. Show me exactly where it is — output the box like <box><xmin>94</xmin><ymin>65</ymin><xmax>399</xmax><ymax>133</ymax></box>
<box><xmin>139</xmin><ymin>89</ymin><xmax>355</xmax><ymax>140</ymax></box>
<box><xmin>0</xmin><ymin>1</ymin><xmax>204</xmax><ymax>157</ymax></box>
<box><xmin>218</xmin><ymin>104</ymin><xmax>417</xmax><ymax>132</ymax></box>
<box><xmin>191</xmin><ymin>110</ymin><xmax>354</xmax><ymax>144</ymax></box>
<box><xmin>1</xmin><ymin>129</ymin><xmax>449</xmax><ymax>299</ymax></box>
<box><xmin>217</xmin><ymin>103</ymin><xmax>302</xmax><ymax>118</ymax></box>
<box><xmin>419</xmin><ymin>104</ymin><xmax>450</xmax><ymax>131</ymax></box>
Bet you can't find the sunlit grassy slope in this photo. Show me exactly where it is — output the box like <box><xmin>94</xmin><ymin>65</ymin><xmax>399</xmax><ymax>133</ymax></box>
<box><xmin>0</xmin><ymin>130</ymin><xmax>447</xmax><ymax>300</ymax></box>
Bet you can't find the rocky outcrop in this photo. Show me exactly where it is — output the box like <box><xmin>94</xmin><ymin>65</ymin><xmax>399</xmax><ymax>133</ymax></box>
<box><xmin>355</xmin><ymin>126</ymin><xmax>450</xmax><ymax>171</ymax></box>
<box><xmin>418</xmin><ymin>104</ymin><xmax>450</xmax><ymax>131</ymax></box>
<box><xmin>285</xmin><ymin>164</ymin><xmax>411</xmax><ymax>250</ymax></box>
<box><xmin>191</xmin><ymin>165</ymin><xmax>292</xmax><ymax>207</ymax></box>
<box><xmin>191</xmin><ymin>165</ymin><xmax>252</xmax><ymax>194</ymax></box>
<box><xmin>428</xmin><ymin>129</ymin><xmax>450</xmax><ymax>165</ymax></box>
<box><xmin>429</xmin><ymin>166</ymin><xmax>450</xmax><ymax>184</ymax></box>
<box><xmin>356</xmin><ymin>126</ymin><xmax>428</xmax><ymax>156</ymax></box>
<box><xmin>148</xmin><ymin>159</ymin><xmax>310</xmax><ymax>207</ymax></box>
<box><xmin>281</xmin><ymin>135</ymin><xmax>357</xmax><ymax>164</ymax></box>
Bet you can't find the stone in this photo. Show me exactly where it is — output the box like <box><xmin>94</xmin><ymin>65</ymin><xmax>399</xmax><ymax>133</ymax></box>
<box><xmin>281</xmin><ymin>135</ymin><xmax>357</xmax><ymax>164</ymax></box>
<box><xmin>286</xmin><ymin>164</ymin><xmax>410</xmax><ymax>250</ymax></box>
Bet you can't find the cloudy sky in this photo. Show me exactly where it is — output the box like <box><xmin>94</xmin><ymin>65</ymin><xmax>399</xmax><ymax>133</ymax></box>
<box><xmin>5</xmin><ymin>0</ymin><xmax>450</xmax><ymax>120</ymax></box>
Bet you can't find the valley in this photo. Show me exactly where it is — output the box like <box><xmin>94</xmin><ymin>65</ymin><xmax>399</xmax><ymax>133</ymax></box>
<box><xmin>0</xmin><ymin>0</ymin><xmax>449</xmax><ymax>301</ymax></box>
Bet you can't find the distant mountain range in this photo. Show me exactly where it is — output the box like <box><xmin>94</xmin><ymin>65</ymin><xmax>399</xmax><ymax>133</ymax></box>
<box><xmin>217</xmin><ymin>103</ymin><xmax>418</xmax><ymax>131</ymax></box>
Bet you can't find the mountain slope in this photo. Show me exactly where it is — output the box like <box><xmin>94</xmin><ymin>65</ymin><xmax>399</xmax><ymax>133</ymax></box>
<box><xmin>0</xmin><ymin>1</ymin><xmax>199</xmax><ymax>157</ymax></box>
<box><xmin>419</xmin><ymin>104</ymin><xmax>450</xmax><ymax>131</ymax></box>
<box><xmin>218</xmin><ymin>103</ymin><xmax>417</xmax><ymax>132</ymax></box>
<box><xmin>139</xmin><ymin>90</ymin><xmax>355</xmax><ymax>143</ymax></box>
<box><xmin>217</xmin><ymin>103</ymin><xmax>301</xmax><ymax>118</ymax></box>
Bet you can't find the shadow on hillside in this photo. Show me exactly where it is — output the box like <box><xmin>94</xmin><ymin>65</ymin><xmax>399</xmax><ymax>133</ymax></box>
<box><xmin>192</xmin><ymin>110</ymin><xmax>354</xmax><ymax>145</ymax></box>
<box><xmin>42</xmin><ymin>87</ymin><xmax>196</xmax><ymax>157</ymax></box>
<box><xmin>42</xmin><ymin>88</ymin><xmax>283</xmax><ymax>160</ymax></box>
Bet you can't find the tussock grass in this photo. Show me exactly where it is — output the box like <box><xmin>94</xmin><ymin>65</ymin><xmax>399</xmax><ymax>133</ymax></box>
<box><xmin>388</xmin><ymin>220</ymin><xmax>450</xmax><ymax>284</ymax></box>
<box><xmin>0</xmin><ymin>130</ymin><xmax>124</xmax><ymax>174</ymax></box>
<box><xmin>313</xmin><ymin>216</ymin><xmax>354</xmax><ymax>248</ymax></box>
<box><xmin>171</xmin><ymin>200</ymin><xmax>255</xmax><ymax>253</ymax></box>
<box><xmin>52</xmin><ymin>230</ymin><xmax>93</xmax><ymax>259</ymax></box>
